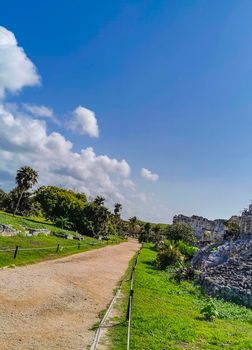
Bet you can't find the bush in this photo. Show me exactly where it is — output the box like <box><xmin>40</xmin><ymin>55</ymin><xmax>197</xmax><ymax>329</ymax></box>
<box><xmin>166</xmin><ymin>222</ymin><xmax>196</xmax><ymax>244</ymax></box>
<box><xmin>200</xmin><ymin>301</ymin><xmax>220</xmax><ymax>321</ymax></box>
<box><xmin>176</xmin><ymin>240</ymin><xmax>198</xmax><ymax>259</ymax></box>
<box><xmin>156</xmin><ymin>246</ymin><xmax>184</xmax><ymax>270</ymax></box>
<box><xmin>173</xmin><ymin>266</ymin><xmax>196</xmax><ymax>283</ymax></box>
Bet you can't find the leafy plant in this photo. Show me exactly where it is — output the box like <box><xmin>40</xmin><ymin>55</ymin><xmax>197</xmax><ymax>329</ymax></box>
<box><xmin>176</xmin><ymin>240</ymin><xmax>198</xmax><ymax>258</ymax></box>
<box><xmin>156</xmin><ymin>246</ymin><xmax>184</xmax><ymax>269</ymax></box>
<box><xmin>200</xmin><ymin>301</ymin><xmax>220</xmax><ymax>321</ymax></box>
<box><xmin>173</xmin><ymin>266</ymin><xmax>196</xmax><ymax>283</ymax></box>
<box><xmin>166</xmin><ymin>222</ymin><xmax>196</xmax><ymax>244</ymax></box>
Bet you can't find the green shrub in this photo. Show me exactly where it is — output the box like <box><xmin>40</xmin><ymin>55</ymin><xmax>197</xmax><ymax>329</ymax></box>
<box><xmin>200</xmin><ymin>301</ymin><xmax>220</xmax><ymax>321</ymax></box>
<box><xmin>156</xmin><ymin>246</ymin><xmax>184</xmax><ymax>270</ymax></box>
<box><xmin>166</xmin><ymin>222</ymin><xmax>196</xmax><ymax>244</ymax></box>
<box><xmin>163</xmin><ymin>240</ymin><xmax>198</xmax><ymax>260</ymax></box>
<box><xmin>173</xmin><ymin>266</ymin><xmax>196</xmax><ymax>283</ymax></box>
<box><xmin>176</xmin><ymin>240</ymin><xmax>198</xmax><ymax>258</ymax></box>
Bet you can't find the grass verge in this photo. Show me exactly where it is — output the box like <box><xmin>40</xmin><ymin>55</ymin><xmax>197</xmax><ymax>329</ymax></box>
<box><xmin>0</xmin><ymin>210</ymin><xmax>82</xmax><ymax>236</ymax></box>
<box><xmin>0</xmin><ymin>211</ymin><xmax>124</xmax><ymax>268</ymax></box>
<box><xmin>108</xmin><ymin>244</ymin><xmax>252</xmax><ymax>350</ymax></box>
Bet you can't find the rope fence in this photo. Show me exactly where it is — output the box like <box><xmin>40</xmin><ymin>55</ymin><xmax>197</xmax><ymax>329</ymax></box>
<box><xmin>0</xmin><ymin>240</ymin><xmax>121</xmax><ymax>259</ymax></box>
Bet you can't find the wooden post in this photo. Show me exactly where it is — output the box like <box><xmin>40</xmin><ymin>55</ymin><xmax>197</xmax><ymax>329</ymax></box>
<box><xmin>14</xmin><ymin>245</ymin><xmax>19</xmax><ymax>259</ymax></box>
<box><xmin>130</xmin><ymin>266</ymin><xmax>135</xmax><ymax>280</ymax></box>
<box><xmin>56</xmin><ymin>244</ymin><xmax>60</xmax><ymax>252</ymax></box>
<box><xmin>126</xmin><ymin>289</ymin><xmax>134</xmax><ymax>320</ymax></box>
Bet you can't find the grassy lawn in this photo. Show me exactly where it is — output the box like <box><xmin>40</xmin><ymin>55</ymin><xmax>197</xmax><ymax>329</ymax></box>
<box><xmin>108</xmin><ymin>245</ymin><xmax>252</xmax><ymax>350</ymax></box>
<box><xmin>0</xmin><ymin>211</ymin><xmax>124</xmax><ymax>268</ymax></box>
<box><xmin>0</xmin><ymin>210</ymin><xmax>81</xmax><ymax>236</ymax></box>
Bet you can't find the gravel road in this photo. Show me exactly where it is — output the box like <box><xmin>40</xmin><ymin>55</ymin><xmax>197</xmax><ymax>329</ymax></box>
<box><xmin>0</xmin><ymin>239</ymin><xmax>140</xmax><ymax>350</ymax></box>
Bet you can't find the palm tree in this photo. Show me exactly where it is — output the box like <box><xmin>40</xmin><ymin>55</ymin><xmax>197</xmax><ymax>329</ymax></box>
<box><xmin>94</xmin><ymin>196</ymin><xmax>105</xmax><ymax>206</ymax></box>
<box><xmin>114</xmin><ymin>203</ymin><xmax>122</xmax><ymax>217</ymax></box>
<box><xmin>13</xmin><ymin>166</ymin><xmax>39</xmax><ymax>216</ymax></box>
<box><xmin>128</xmin><ymin>216</ymin><xmax>138</xmax><ymax>235</ymax></box>
<box><xmin>55</xmin><ymin>216</ymin><xmax>72</xmax><ymax>229</ymax></box>
<box><xmin>129</xmin><ymin>216</ymin><xmax>137</xmax><ymax>225</ymax></box>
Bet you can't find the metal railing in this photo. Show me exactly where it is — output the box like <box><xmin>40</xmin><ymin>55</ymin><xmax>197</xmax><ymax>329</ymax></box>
<box><xmin>126</xmin><ymin>245</ymin><xmax>142</xmax><ymax>350</ymax></box>
<box><xmin>90</xmin><ymin>244</ymin><xmax>142</xmax><ymax>350</ymax></box>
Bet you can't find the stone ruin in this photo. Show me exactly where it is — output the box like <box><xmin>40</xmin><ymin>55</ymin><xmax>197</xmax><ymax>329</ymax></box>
<box><xmin>192</xmin><ymin>237</ymin><xmax>252</xmax><ymax>308</ymax></box>
<box><xmin>0</xmin><ymin>224</ymin><xmax>17</xmax><ymax>236</ymax></box>
<box><xmin>173</xmin><ymin>214</ymin><xmax>225</xmax><ymax>241</ymax></box>
<box><xmin>27</xmin><ymin>229</ymin><xmax>51</xmax><ymax>236</ymax></box>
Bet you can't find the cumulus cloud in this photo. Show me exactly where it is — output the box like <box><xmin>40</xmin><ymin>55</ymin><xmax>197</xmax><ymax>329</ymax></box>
<box><xmin>141</xmin><ymin>168</ymin><xmax>159</xmax><ymax>182</ymax></box>
<box><xmin>122</xmin><ymin>179</ymin><xmax>136</xmax><ymax>191</ymax></box>
<box><xmin>0</xmin><ymin>26</ymin><xmax>40</xmax><ymax>98</ymax></box>
<box><xmin>0</xmin><ymin>25</ymin><xmax>163</xmax><ymax>221</ymax></box>
<box><xmin>0</xmin><ymin>104</ymin><xmax>131</xmax><ymax>203</ymax></box>
<box><xmin>69</xmin><ymin>106</ymin><xmax>99</xmax><ymax>138</ymax></box>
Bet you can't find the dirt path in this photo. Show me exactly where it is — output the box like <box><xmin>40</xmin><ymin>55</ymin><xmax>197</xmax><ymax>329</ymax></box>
<box><xmin>0</xmin><ymin>239</ymin><xmax>140</xmax><ymax>350</ymax></box>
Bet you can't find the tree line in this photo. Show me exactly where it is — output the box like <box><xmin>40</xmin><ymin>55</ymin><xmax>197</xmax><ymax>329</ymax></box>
<box><xmin>0</xmin><ymin>166</ymin><xmax>125</xmax><ymax>238</ymax></box>
<box><xmin>0</xmin><ymin>166</ymin><xmax>195</xmax><ymax>242</ymax></box>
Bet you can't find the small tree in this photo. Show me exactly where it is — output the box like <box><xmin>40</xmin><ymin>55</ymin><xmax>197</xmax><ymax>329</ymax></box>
<box><xmin>113</xmin><ymin>203</ymin><xmax>123</xmax><ymax>233</ymax></box>
<box><xmin>93</xmin><ymin>196</ymin><xmax>105</xmax><ymax>206</ymax></box>
<box><xmin>153</xmin><ymin>224</ymin><xmax>163</xmax><ymax>243</ymax></box>
<box><xmin>166</xmin><ymin>222</ymin><xmax>196</xmax><ymax>244</ymax></box>
<box><xmin>224</xmin><ymin>220</ymin><xmax>240</xmax><ymax>240</ymax></box>
<box><xmin>156</xmin><ymin>246</ymin><xmax>183</xmax><ymax>270</ymax></box>
<box><xmin>139</xmin><ymin>222</ymin><xmax>152</xmax><ymax>242</ymax></box>
<box><xmin>13</xmin><ymin>166</ymin><xmax>38</xmax><ymax>216</ymax></box>
<box><xmin>128</xmin><ymin>216</ymin><xmax>140</xmax><ymax>236</ymax></box>
<box><xmin>114</xmin><ymin>203</ymin><xmax>122</xmax><ymax>217</ymax></box>
<box><xmin>0</xmin><ymin>188</ymin><xmax>7</xmax><ymax>210</ymax></box>
<box><xmin>55</xmin><ymin>216</ymin><xmax>72</xmax><ymax>229</ymax></box>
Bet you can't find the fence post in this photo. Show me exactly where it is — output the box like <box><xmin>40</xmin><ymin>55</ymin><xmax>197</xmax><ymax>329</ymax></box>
<box><xmin>130</xmin><ymin>266</ymin><xmax>135</xmax><ymax>280</ymax></box>
<box><xmin>14</xmin><ymin>245</ymin><xmax>19</xmax><ymax>259</ymax></box>
<box><xmin>56</xmin><ymin>244</ymin><xmax>60</xmax><ymax>252</ymax></box>
<box><xmin>126</xmin><ymin>289</ymin><xmax>134</xmax><ymax>320</ymax></box>
<box><xmin>78</xmin><ymin>243</ymin><xmax>80</xmax><ymax>249</ymax></box>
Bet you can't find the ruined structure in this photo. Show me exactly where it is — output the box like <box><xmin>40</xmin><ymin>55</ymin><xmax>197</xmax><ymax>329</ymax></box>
<box><xmin>192</xmin><ymin>238</ymin><xmax>252</xmax><ymax>308</ymax></box>
<box><xmin>239</xmin><ymin>204</ymin><xmax>252</xmax><ymax>235</ymax></box>
<box><xmin>173</xmin><ymin>214</ymin><xmax>225</xmax><ymax>240</ymax></box>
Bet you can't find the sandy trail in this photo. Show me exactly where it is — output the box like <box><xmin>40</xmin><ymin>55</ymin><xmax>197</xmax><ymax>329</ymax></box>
<box><xmin>0</xmin><ymin>239</ymin><xmax>140</xmax><ymax>350</ymax></box>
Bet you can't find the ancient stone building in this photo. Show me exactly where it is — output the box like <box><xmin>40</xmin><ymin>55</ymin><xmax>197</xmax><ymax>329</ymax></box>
<box><xmin>173</xmin><ymin>214</ymin><xmax>225</xmax><ymax>240</ymax></box>
<box><xmin>239</xmin><ymin>204</ymin><xmax>252</xmax><ymax>234</ymax></box>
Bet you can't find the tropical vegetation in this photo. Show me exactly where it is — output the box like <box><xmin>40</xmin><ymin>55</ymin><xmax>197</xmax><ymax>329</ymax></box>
<box><xmin>0</xmin><ymin>166</ymin><xmax>126</xmax><ymax>239</ymax></box>
<box><xmin>108</xmin><ymin>245</ymin><xmax>252</xmax><ymax>350</ymax></box>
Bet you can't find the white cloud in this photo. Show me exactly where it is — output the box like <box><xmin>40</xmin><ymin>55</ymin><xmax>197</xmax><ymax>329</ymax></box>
<box><xmin>22</xmin><ymin>104</ymin><xmax>53</xmax><ymax>118</ymax></box>
<box><xmin>0</xmin><ymin>104</ymin><xmax>130</xmax><ymax>203</ymax></box>
<box><xmin>22</xmin><ymin>103</ymin><xmax>59</xmax><ymax>124</ymax></box>
<box><xmin>69</xmin><ymin>106</ymin><xmax>99</xmax><ymax>138</ymax></box>
<box><xmin>0</xmin><ymin>26</ymin><xmax>167</xmax><ymax>222</ymax></box>
<box><xmin>122</xmin><ymin>179</ymin><xmax>136</xmax><ymax>191</ymax></box>
<box><xmin>0</xmin><ymin>26</ymin><xmax>40</xmax><ymax>98</ymax></box>
<box><xmin>141</xmin><ymin>167</ymin><xmax>159</xmax><ymax>182</ymax></box>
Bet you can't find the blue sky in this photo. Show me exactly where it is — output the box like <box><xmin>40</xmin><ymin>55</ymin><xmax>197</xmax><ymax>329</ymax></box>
<box><xmin>1</xmin><ymin>0</ymin><xmax>252</xmax><ymax>222</ymax></box>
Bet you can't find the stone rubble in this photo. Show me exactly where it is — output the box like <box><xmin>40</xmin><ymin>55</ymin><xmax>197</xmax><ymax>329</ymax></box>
<box><xmin>192</xmin><ymin>237</ymin><xmax>252</xmax><ymax>307</ymax></box>
<box><xmin>0</xmin><ymin>224</ymin><xmax>17</xmax><ymax>236</ymax></box>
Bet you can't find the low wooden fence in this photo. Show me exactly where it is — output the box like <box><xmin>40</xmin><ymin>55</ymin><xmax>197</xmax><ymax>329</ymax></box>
<box><xmin>0</xmin><ymin>240</ymin><xmax>122</xmax><ymax>260</ymax></box>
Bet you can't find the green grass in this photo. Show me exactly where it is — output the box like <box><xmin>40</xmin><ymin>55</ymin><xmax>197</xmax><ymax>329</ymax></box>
<box><xmin>0</xmin><ymin>210</ymin><xmax>81</xmax><ymax>236</ymax></box>
<box><xmin>108</xmin><ymin>245</ymin><xmax>252</xmax><ymax>350</ymax></box>
<box><xmin>0</xmin><ymin>211</ymin><xmax>124</xmax><ymax>268</ymax></box>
